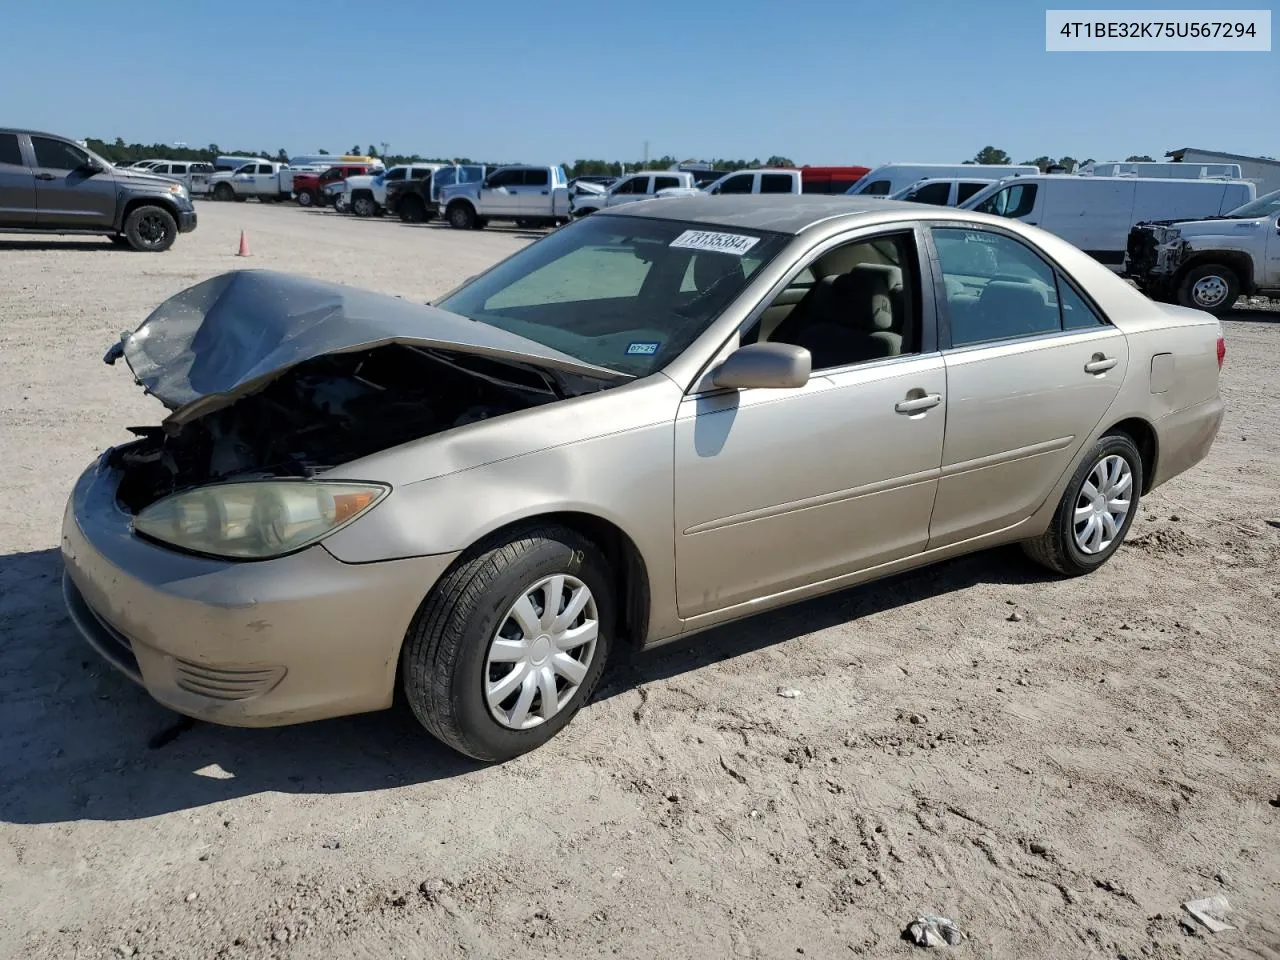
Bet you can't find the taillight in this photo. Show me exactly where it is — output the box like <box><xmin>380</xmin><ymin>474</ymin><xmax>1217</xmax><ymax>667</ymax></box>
<box><xmin>1217</xmin><ymin>335</ymin><xmax>1226</xmax><ymax>369</ymax></box>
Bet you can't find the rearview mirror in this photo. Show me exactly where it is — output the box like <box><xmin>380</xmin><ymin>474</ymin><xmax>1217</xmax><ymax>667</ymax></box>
<box><xmin>711</xmin><ymin>343</ymin><xmax>811</xmax><ymax>390</ymax></box>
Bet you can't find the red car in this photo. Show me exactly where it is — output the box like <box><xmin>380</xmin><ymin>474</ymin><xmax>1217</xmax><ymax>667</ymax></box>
<box><xmin>292</xmin><ymin>164</ymin><xmax>378</xmax><ymax>207</ymax></box>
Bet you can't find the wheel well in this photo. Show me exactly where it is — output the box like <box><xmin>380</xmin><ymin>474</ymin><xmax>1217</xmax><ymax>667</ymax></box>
<box><xmin>351</xmin><ymin>188</ymin><xmax>374</xmax><ymax>201</ymax></box>
<box><xmin>1106</xmin><ymin>418</ymin><xmax>1158</xmax><ymax>494</ymax></box>
<box><xmin>1176</xmin><ymin>251</ymin><xmax>1256</xmax><ymax>295</ymax></box>
<box><xmin>464</xmin><ymin>512</ymin><xmax>651</xmax><ymax>648</ymax></box>
<box><xmin>446</xmin><ymin>198</ymin><xmax>473</xmax><ymax>214</ymax></box>
<box><xmin>120</xmin><ymin>196</ymin><xmax>178</xmax><ymax>230</ymax></box>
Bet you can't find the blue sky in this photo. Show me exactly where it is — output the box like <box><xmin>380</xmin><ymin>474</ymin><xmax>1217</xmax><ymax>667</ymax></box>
<box><xmin>1</xmin><ymin>0</ymin><xmax>1273</xmax><ymax>165</ymax></box>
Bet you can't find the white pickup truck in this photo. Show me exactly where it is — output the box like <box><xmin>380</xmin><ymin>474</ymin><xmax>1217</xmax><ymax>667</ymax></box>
<box><xmin>207</xmin><ymin>162</ymin><xmax>296</xmax><ymax>203</ymax></box>
<box><xmin>655</xmin><ymin>167</ymin><xmax>806</xmax><ymax>200</ymax></box>
<box><xmin>1125</xmin><ymin>187</ymin><xmax>1280</xmax><ymax>314</ymax></box>
<box><xmin>438</xmin><ymin>165</ymin><xmax>570</xmax><ymax>230</ymax></box>
<box><xmin>569</xmin><ymin>170</ymin><xmax>696</xmax><ymax>217</ymax></box>
<box><xmin>342</xmin><ymin>163</ymin><xmax>444</xmax><ymax>217</ymax></box>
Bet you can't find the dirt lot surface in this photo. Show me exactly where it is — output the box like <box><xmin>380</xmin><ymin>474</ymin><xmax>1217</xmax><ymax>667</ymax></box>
<box><xmin>1</xmin><ymin>202</ymin><xmax>1278</xmax><ymax>960</ymax></box>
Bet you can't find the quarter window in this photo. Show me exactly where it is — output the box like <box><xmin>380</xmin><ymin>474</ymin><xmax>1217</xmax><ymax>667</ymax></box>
<box><xmin>0</xmin><ymin>134</ymin><xmax>22</xmax><ymax>166</ymax></box>
<box><xmin>31</xmin><ymin>137</ymin><xmax>90</xmax><ymax>171</ymax></box>
<box><xmin>933</xmin><ymin>228</ymin><xmax>1070</xmax><ymax>345</ymax></box>
<box><xmin>1057</xmin><ymin>276</ymin><xmax>1107</xmax><ymax>329</ymax></box>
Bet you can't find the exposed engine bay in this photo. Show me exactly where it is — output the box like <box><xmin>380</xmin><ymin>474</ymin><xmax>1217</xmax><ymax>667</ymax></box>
<box><xmin>111</xmin><ymin>344</ymin><xmax>561</xmax><ymax>513</ymax></box>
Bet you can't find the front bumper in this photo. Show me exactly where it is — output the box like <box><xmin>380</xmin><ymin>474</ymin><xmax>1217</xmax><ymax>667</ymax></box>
<box><xmin>60</xmin><ymin>455</ymin><xmax>459</xmax><ymax>727</ymax></box>
<box><xmin>178</xmin><ymin>208</ymin><xmax>198</xmax><ymax>232</ymax></box>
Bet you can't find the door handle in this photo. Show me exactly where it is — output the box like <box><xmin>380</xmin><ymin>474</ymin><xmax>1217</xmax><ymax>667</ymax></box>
<box><xmin>35</xmin><ymin>172</ymin><xmax>56</xmax><ymax>181</ymax></box>
<box><xmin>895</xmin><ymin>393</ymin><xmax>943</xmax><ymax>414</ymax></box>
<box><xmin>540</xmin><ymin>191</ymin><xmax>549</xmax><ymax>195</ymax></box>
<box><xmin>1084</xmin><ymin>356</ymin><xmax>1118</xmax><ymax>374</ymax></box>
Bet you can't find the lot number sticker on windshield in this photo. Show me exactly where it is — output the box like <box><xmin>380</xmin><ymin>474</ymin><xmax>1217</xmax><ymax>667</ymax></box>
<box><xmin>627</xmin><ymin>341</ymin><xmax>660</xmax><ymax>356</ymax></box>
<box><xmin>670</xmin><ymin>230</ymin><xmax>760</xmax><ymax>256</ymax></box>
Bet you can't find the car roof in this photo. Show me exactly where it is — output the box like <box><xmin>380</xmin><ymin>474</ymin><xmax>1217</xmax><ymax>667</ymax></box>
<box><xmin>599</xmin><ymin>194</ymin><xmax>926</xmax><ymax>235</ymax></box>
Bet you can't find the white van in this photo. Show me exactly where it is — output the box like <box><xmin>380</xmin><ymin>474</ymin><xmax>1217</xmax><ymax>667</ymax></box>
<box><xmin>890</xmin><ymin>176</ymin><xmax>996</xmax><ymax>206</ymax></box>
<box><xmin>959</xmin><ymin>174</ymin><xmax>1256</xmax><ymax>270</ymax></box>
<box><xmin>847</xmin><ymin>163</ymin><xmax>1038</xmax><ymax>197</ymax></box>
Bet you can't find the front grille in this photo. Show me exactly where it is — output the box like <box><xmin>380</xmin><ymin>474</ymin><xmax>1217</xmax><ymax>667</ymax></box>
<box><xmin>172</xmin><ymin>659</ymin><xmax>286</xmax><ymax>701</ymax></box>
<box><xmin>1126</xmin><ymin>227</ymin><xmax>1160</xmax><ymax>276</ymax></box>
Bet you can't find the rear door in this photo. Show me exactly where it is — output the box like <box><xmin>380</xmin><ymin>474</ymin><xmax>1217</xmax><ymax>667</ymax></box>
<box><xmin>927</xmin><ymin>224</ymin><xmax>1128</xmax><ymax>547</ymax></box>
<box><xmin>517</xmin><ymin>167</ymin><xmax>552</xmax><ymax>215</ymax></box>
<box><xmin>30</xmin><ymin>135</ymin><xmax>117</xmax><ymax>227</ymax></box>
<box><xmin>759</xmin><ymin>172</ymin><xmax>796</xmax><ymax>194</ymax></box>
<box><xmin>0</xmin><ymin>132</ymin><xmax>36</xmax><ymax>226</ymax></box>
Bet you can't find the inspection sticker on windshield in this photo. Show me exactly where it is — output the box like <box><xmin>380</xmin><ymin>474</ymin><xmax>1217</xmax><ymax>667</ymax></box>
<box><xmin>669</xmin><ymin>230</ymin><xmax>760</xmax><ymax>256</ymax></box>
<box><xmin>626</xmin><ymin>341</ymin><xmax>660</xmax><ymax>356</ymax></box>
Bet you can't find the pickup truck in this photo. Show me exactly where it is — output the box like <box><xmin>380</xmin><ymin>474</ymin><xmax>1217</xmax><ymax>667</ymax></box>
<box><xmin>569</xmin><ymin>170</ymin><xmax>695</xmax><ymax>217</ymax></box>
<box><xmin>1125</xmin><ymin>187</ymin><xmax>1280</xmax><ymax>314</ymax></box>
<box><xmin>343</xmin><ymin>163</ymin><xmax>443</xmax><ymax>217</ymax></box>
<box><xmin>291</xmin><ymin>163</ymin><xmax>380</xmax><ymax>207</ymax></box>
<box><xmin>658</xmin><ymin>166</ymin><xmax>870</xmax><ymax>199</ymax></box>
<box><xmin>438</xmin><ymin>164</ymin><xmax>570</xmax><ymax>230</ymax></box>
<box><xmin>208</xmin><ymin>162</ymin><xmax>296</xmax><ymax>203</ymax></box>
<box><xmin>386</xmin><ymin>164</ymin><xmax>488</xmax><ymax>222</ymax></box>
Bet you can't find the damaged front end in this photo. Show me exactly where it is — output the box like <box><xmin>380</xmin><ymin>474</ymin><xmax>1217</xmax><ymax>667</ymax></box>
<box><xmin>103</xmin><ymin>270</ymin><xmax>627</xmax><ymax>516</ymax></box>
<box><xmin>1125</xmin><ymin>221</ymin><xmax>1187</xmax><ymax>296</ymax></box>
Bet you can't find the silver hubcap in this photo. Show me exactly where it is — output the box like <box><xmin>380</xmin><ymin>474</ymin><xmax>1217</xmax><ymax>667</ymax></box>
<box><xmin>1192</xmin><ymin>274</ymin><xmax>1228</xmax><ymax>307</ymax></box>
<box><xmin>1073</xmin><ymin>454</ymin><xmax>1133</xmax><ymax>555</ymax></box>
<box><xmin>485</xmin><ymin>574</ymin><xmax>598</xmax><ymax>730</ymax></box>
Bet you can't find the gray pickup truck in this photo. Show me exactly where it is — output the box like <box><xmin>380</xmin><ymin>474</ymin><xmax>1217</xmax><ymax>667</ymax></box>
<box><xmin>0</xmin><ymin>128</ymin><xmax>197</xmax><ymax>251</ymax></box>
<box><xmin>437</xmin><ymin>164</ymin><xmax>571</xmax><ymax>230</ymax></box>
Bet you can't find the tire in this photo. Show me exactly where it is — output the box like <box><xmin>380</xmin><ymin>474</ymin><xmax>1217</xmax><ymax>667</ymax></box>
<box><xmin>400</xmin><ymin>195</ymin><xmax>426</xmax><ymax>223</ymax></box>
<box><xmin>296</xmin><ymin>189</ymin><xmax>316</xmax><ymax>208</ymax></box>
<box><xmin>123</xmin><ymin>205</ymin><xmax>177</xmax><ymax>252</ymax></box>
<box><xmin>400</xmin><ymin>525</ymin><xmax>615</xmax><ymax>761</ymax></box>
<box><xmin>333</xmin><ymin>195</ymin><xmax>350</xmax><ymax>214</ymax></box>
<box><xmin>474</xmin><ymin>217</ymin><xmax>488</xmax><ymax>230</ymax></box>
<box><xmin>351</xmin><ymin>193</ymin><xmax>377</xmax><ymax>217</ymax></box>
<box><xmin>213</xmin><ymin>183</ymin><xmax>234</xmax><ymax>202</ymax></box>
<box><xmin>448</xmin><ymin>202</ymin><xmax>475</xmax><ymax>230</ymax></box>
<box><xmin>1177</xmin><ymin>263</ymin><xmax>1240</xmax><ymax>315</ymax></box>
<box><xmin>1022</xmin><ymin>432</ymin><xmax>1143</xmax><ymax>576</ymax></box>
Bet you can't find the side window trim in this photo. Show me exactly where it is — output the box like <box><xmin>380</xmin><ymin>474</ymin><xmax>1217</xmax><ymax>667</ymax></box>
<box><xmin>925</xmin><ymin>220</ymin><xmax>1114</xmax><ymax>351</ymax></box>
<box><xmin>685</xmin><ymin>224</ymin><xmax>939</xmax><ymax>395</ymax></box>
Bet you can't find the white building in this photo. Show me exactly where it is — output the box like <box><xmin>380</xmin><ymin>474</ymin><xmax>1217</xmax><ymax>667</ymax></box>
<box><xmin>1166</xmin><ymin>147</ymin><xmax>1280</xmax><ymax>195</ymax></box>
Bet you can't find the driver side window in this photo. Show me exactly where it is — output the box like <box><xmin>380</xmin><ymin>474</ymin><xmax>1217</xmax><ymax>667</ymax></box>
<box><xmin>31</xmin><ymin>137</ymin><xmax>89</xmax><ymax>171</ymax></box>
<box><xmin>753</xmin><ymin>232</ymin><xmax>923</xmax><ymax>371</ymax></box>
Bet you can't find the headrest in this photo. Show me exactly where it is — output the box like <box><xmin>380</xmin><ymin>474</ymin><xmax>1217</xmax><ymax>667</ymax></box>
<box><xmin>821</xmin><ymin>270</ymin><xmax>895</xmax><ymax>331</ymax></box>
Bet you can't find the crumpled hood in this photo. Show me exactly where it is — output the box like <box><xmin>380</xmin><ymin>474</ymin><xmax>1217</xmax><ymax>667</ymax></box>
<box><xmin>107</xmin><ymin>269</ymin><xmax>630</xmax><ymax>425</ymax></box>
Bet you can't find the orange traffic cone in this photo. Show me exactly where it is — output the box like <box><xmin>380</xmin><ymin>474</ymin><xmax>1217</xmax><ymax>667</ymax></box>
<box><xmin>236</xmin><ymin>231</ymin><xmax>250</xmax><ymax>257</ymax></box>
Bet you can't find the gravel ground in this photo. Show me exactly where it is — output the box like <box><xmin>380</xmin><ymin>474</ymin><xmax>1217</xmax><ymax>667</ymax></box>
<box><xmin>1</xmin><ymin>202</ymin><xmax>1278</xmax><ymax>960</ymax></box>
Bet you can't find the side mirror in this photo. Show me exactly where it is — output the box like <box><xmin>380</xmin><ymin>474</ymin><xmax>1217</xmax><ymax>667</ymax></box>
<box><xmin>82</xmin><ymin>157</ymin><xmax>106</xmax><ymax>174</ymax></box>
<box><xmin>481</xmin><ymin>178</ymin><xmax>493</xmax><ymax>189</ymax></box>
<box><xmin>711</xmin><ymin>343</ymin><xmax>811</xmax><ymax>390</ymax></box>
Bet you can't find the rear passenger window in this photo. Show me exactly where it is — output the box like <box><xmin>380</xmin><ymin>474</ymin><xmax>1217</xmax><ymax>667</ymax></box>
<box><xmin>171</xmin><ymin>164</ymin><xmax>187</xmax><ymax>174</ymax></box>
<box><xmin>933</xmin><ymin>228</ymin><xmax>1061</xmax><ymax>346</ymax></box>
<box><xmin>956</xmin><ymin>181</ymin><xmax>988</xmax><ymax>204</ymax></box>
<box><xmin>1057</xmin><ymin>276</ymin><xmax>1107</xmax><ymax>329</ymax></box>
<box><xmin>410</xmin><ymin>167</ymin><xmax>432</xmax><ymax>180</ymax></box>
<box><xmin>0</xmin><ymin>134</ymin><xmax>22</xmax><ymax>166</ymax></box>
<box><xmin>759</xmin><ymin>173</ymin><xmax>793</xmax><ymax>193</ymax></box>
<box><xmin>524</xmin><ymin>169</ymin><xmax>549</xmax><ymax>187</ymax></box>
<box><xmin>257</xmin><ymin>164</ymin><xmax>275</xmax><ymax>174</ymax></box>
<box><xmin>653</xmin><ymin>176</ymin><xmax>681</xmax><ymax>191</ymax></box>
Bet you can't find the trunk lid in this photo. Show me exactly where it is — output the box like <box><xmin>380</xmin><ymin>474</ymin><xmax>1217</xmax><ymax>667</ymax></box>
<box><xmin>106</xmin><ymin>269</ymin><xmax>631</xmax><ymax>425</ymax></box>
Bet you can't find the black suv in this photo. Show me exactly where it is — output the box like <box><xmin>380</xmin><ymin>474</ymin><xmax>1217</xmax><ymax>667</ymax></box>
<box><xmin>0</xmin><ymin>129</ymin><xmax>198</xmax><ymax>251</ymax></box>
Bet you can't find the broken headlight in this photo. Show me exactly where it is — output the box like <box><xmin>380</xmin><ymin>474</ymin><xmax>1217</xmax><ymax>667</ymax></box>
<box><xmin>132</xmin><ymin>481</ymin><xmax>389</xmax><ymax>559</ymax></box>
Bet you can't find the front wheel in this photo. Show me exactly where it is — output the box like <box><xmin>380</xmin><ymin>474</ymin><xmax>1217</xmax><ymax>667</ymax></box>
<box><xmin>1022</xmin><ymin>433</ymin><xmax>1143</xmax><ymax>576</ymax></box>
<box><xmin>296</xmin><ymin>189</ymin><xmax>316</xmax><ymax>207</ymax></box>
<box><xmin>351</xmin><ymin>193</ymin><xmax>377</xmax><ymax>217</ymax></box>
<box><xmin>1177</xmin><ymin>263</ymin><xmax>1240</xmax><ymax>315</ymax></box>
<box><xmin>213</xmin><ymin>183</ymin><xmax>234</xmax><ymax>202</ymax></box>
<box><xmin>400</xmin><ymin>525</ymin><xmax>614</xmax><ymax>761</ymax></box>
<box><xmin>123</xmin><ymin>205</ymin><xmax>177</xmax><ymax>252</ymax></box>
<box><xmin>448</xmin><ymin>203</ymin><xmax>475</xmax><ymax>230</ymax></box>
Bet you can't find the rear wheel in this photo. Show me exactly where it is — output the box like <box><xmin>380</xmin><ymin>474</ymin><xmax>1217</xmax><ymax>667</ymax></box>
<box><xmin>400</xmin><ymin>525</ymin><xmax>614</xmax><ymax>761</ymax></box>
<box><xmin>296</xmin><ymin>189</ymin><xmax>316</xmax><ymax>207</ymax></box>
<box><xmin>448</xmin><ymin>203</ymin><xmax>475</xmax><ymax>230</ymax></box>
<box><xmin>351</xmin><ymin>193</ymin><xmax>377</xmax><ymax>217</ymax></box>
<box><xmin>123</xmin><ymin>205</ymin><xmax>177</xmax><ymax>252</ymax></box>
<box><xmin>1177</xmin><ymin>263</ymin><xmax>1240</xmax><ymax>315</ymax></box>
<box><xmin>1022</xmin><ymin>433</ymin><xmax>1143</xmax><ymax>576</ymax></box>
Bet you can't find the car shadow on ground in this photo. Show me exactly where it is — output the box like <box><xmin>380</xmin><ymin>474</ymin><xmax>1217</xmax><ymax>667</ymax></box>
<box><xmin>1223</xmin><ymin>303</ymin><xmax>1279</xmax><ymax>323</ymax></box>
<box><xmin>0</xmin><ymin>543</ymin><xmax>1041</xmax><ymax>825</ymax></box>
<box><xmin>0</xmin><ymin>238</ymin><xmax>120</xmax><ymax>251</ymax></box>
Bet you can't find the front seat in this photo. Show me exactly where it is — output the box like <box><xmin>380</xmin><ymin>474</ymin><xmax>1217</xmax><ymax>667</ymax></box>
<box><xmin>771</xmin><ymin>269</ymin><xmax>902</xmax><ymax>368</ymax></box>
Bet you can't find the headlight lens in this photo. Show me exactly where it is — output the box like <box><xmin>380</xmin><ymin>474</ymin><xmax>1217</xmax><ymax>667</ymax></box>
<box><xmin>167</xmin><ymin>183</ymin><xmax>187</xmax><ymax>197</ymax></box>
<box><xmin>133</xmin><ymin>481</ymin><xmax>388</xmax><ymax>559</ymax></box>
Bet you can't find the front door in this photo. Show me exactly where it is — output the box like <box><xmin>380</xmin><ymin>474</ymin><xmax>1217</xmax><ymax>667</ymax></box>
<box><xmin>0</xmin><ymin>132</ymin><xmax>36</xmax><ymax>227</ymax></box>
<box><xmin>926</xmin><ymin>224</ymin><xmax>1128</xmax><ymax>548</ymax></box>
<box><xmin>674</xmin><ymin>229</ymin><xmax>946</xmax><ymax>618</ymax></box>
<box><xmin>30</xmin><ymin>135</ymin><xmax>117</xmax><ymax>227</ymax></box>
<box><xmin>480</xmin><ymin>168</ymin><xmax>521</xmax><ymax>216</ymax></box>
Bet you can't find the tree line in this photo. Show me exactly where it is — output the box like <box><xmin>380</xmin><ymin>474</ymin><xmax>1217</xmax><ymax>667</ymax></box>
<box><xmin>80</xmin><ymin>137</ymin><xmax>1162</xmax><ymax>178</ymax></box>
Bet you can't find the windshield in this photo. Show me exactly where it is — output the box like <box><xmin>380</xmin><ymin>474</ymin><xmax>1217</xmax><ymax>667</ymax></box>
<box><xmin>1224</xmin><ymin>188</ymin><xmax>1280</xmax><ymax>218</ymax></box>
<box><xmin>436</xmin><ymin>216</ymin><xmax>787</xmax><ymax>376</ymax></box>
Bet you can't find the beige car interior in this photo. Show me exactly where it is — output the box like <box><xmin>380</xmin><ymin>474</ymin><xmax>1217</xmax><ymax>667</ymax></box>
<box><xmin>746</xmin><ymin>233</ymin><xmax>918</xmax><ymax>369</ymax></box>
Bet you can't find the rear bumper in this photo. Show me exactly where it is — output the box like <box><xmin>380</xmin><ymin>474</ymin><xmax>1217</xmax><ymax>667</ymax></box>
<box><xmin>1150</xmin><ymin>395</ymin><xmax>1224</xmax><ymax>489</ymax></box>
